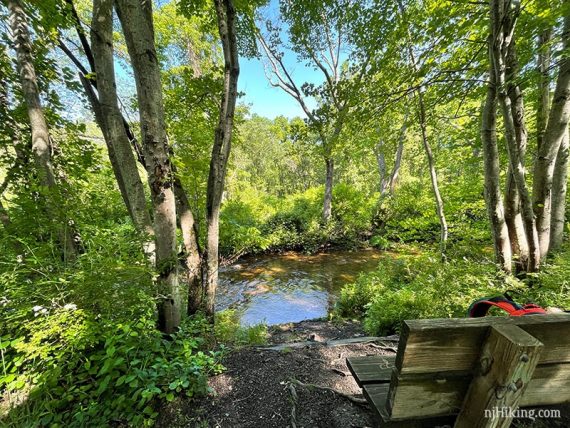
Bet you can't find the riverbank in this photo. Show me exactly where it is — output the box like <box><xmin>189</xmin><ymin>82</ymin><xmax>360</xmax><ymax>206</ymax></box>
<box><xmin>157</xmin><ymin>319</ymin><xmax>392</xmax><ymax>427</ymax></box>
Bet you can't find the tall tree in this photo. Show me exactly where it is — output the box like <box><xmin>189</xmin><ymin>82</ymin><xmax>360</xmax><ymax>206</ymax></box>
<box><xmin>397</xmin><ymin>0</ymin><xmax>448</xmax><ymax>259</ymax></box>
<box><xmin>550</xmin><ymin>129</ymin><xmax>569</xmax><ymax>251</ymax></box>
<box><xmin>6</xmin><ymin>0</ymin><xmax>79</xmax><ymax>261</ymax></box>
<box><xmin>257</xmin><ymin>0</ymin><xmax>372</xmax><ymax>223</ymax></box>
<box><xmin>204</xmin><ymin>0</ymin><xmax>240</xmax><ymax>317</ymax></box>
<box><xmin>481</xmin><ymin>39</ymin><xmax>513</xmax><ymax>272</ymax></box>
<box><xmin>480</xmin><ymin>0</ymin><xmax>570</xmax><ymax>272</ymax></box>
<box><xmin>115</xmin><ymin>0</ymin><xmax>181</xmax><ymax>333</ymax></box>
<box><xmin>532</xmin><ymin>11</ymin><xmax>570</xmax><ymax>258</ymax></box>
<box><xmin>90</xmin><ymin>0</ymin><xmax>155</xmax><ymax>259</ymax></box>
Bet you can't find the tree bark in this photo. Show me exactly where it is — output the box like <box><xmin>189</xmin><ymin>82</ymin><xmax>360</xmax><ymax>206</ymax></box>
<box><xmin>204</xmin><ymin>0</ymin><xmax>240</xmax><ymax>317</ymax></box>
<box><xmin>504</xmin><ymin>170</ymin><xmax>528</xmax><ymax>269</ymax></box>
<box><xmin>532</xmin><ymin>13</ymin><xmax>570</xmax><ymax>258</ymax></box>
<box><xmin>323</xmin><ymin>157</ymin><xmax>334</xmax><ymax>222</ymax></box>
<box><xmin>482</xmin><ymin>40</ymin><xmax>512</xmax><ymax>272</ymax></box>
<box><xmin>537</xmin><ymin>28</ymin><xmax>552</xmax><ymax>152</ymax></box>
<box><xmin>417</xmin><ymin>90</ymin><xmax>448</xmax><ymax>259</ymax></box>
<box><xmin>8</xmin><ymin>0</ymin><xmax>78</xmax><ymax>261</ymax></box>
<box><xmin>91</xmin><ymin>0</ymin><xmax>155</xmax><ymax>259</ymax></box>
<box><xmin>549</xmin><ymin>128</ymin><xmax>569</xmax><ymax>251</ymax></box>
<box><xmin>173</xmin><ymin>178</ymin><xmax>203</xmax><ymax>315</ymax></box>
<box><xmin>504</xmin><ymin>30</ymin><xmax>529</xmax><ymax>269</ymax></box>
<box><xmin>389</xmin><ymin>132</ymin><xmax>405</xmax><ymax>194</ymax></box>
<box><xmin>491</xmin><ymin>0</ymin><xmax>540</xmax><ymax>271</ymax></box>
<box><xmin>8</xmin><ymin>0</ymin><xmax>56</xmax><ymax>189</ymax></box>
<box><xmin>78</xmin><ymin>73</ymin><xmax>132</xmax><ymax>216</ymax></box>
<box><xmin>374</xmin><ymin>141</ymin><xmax>388</xmax><ymax>196</ymax></box>
<box><xmin>116</xmin><ymin>0</ymin><xmax>181</xmax><ymax>333</ymax></box>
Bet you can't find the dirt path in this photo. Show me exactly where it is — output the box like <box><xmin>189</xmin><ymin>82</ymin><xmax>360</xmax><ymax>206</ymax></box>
<box><xmin>158</xmin><ymin>320</ymin><xmax>392</xmax><ymax>427</ymax></box>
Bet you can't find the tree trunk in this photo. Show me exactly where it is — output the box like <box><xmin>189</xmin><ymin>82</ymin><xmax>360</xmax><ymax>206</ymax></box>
<box><xmin>374</xmin><ymin>141</ymin><xmax>389</xmax><ymax>196</ymax></box>
<box><xmin>504</xmin><ymin>170</ymin><xmax>528</xmax><ymax>269</ymax></box>
<box><xmin>532</xmin><ymin>13</ymin><xmax>570</xmax><ymax>258</ymax></box>
<box><xmin>491</xmin><ymin>0</ymin><xmax>540</xmax><ymax>271</ymax></box>
<box><xmin>60</xmin><ymin>11</ymin><xmax>201</xmax><ymax>299</ymax></box>
<box><xmin>78</xmin><ymin>73</ymin><xmax>132</xmax><ymax>217</ymax></box>
<box><xmin>8</xmin><ymin>0</ymin><xmax>78</xmax><ymax>261</ymax></box>
<box><xmin>323</xmin><ymin>156</ymin><xmax>334</xmax><ymax>222</ymax></box>
<box><xmin>549</xmin><ymin>128</ymin><xmax>569</xmax><ymax>251</ymax></box>
<box><xmin>537</xmin><ymin>28</ymin><xmax>552</xmax><ymax>152</ymax></box>
<box><xmin>173</xmin><ymin>177</ymin><xmax>203</xmax><ymax>315</ymax></box>
<box><xmin>116</xmin><ymin>0</ymin><xmax>181</xmax><ymax>333</ymax></box>
<box><xmin>91</xmin><ymin>0</ymin><xmax>155</xmax><ymax>259</ymax></box>
<box><xmin>389</xmin><ymin>127</ymin><xmax>405</xmax><ymax>195</ymax></box>
<box><xmin>417</xmin><ymin>90</ymin><xmax>448</xmax><ymax>260</ymax></box>
<box><xmin>504</xmin><ymin>33</ymin><xmax>530</xmax><ymax>269</ymax></box>
<box><xmin>204</xmin><ymin>0</ymin><xmax>240</xmax><ymax>318</ymax></box>
<box><xmin>375</xmin><ymin>125</ymin><xmax>405</xmax><ymax>199</ymax></box>
<box><xmin>482</xmin><ymin>42</ymin><xmax>512</xmax><ymax>273</ymax></box>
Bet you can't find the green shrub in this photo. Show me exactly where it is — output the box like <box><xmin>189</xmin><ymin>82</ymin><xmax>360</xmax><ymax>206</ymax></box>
<box><xmin>1</xmin><ymin>313</ymin><xmax>222</xmax><ymax>427</ymax></box>
<box><xmin>214</xmin><ymin>309</ymin><xmax>268</xmax><ymax>346</ymax></box>
<box><xmin>370</xmin><ymin>234</ymin><xmax>391</xmax><ymax>250</ymax></box>
<box><xmin>220</xmin><ymin>185</ymin><xmax>377</xmax><ymax>257</ymax></box>
<box><xmin>337</xmin><ymin>245</ymin><xmax>570</xmax><ymax>335</ymax></box>
<box><xmin>0</xmin><ymin>222</ymin><xmax>222</xmax><ymax>427</ymax></box>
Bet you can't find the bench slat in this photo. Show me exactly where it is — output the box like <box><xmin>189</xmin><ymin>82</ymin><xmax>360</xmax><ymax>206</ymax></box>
<box><xmin>386</xmin><ymin>363</ymin><xmax>570</xmax><ymax>419</ymax></box>
<box><xmin>363</xmin><ymin>383</ymin><xmax>456</xmax><ymax>427</ymax></box>
<box><xmin>346</xmin><ymin>355</ymin><xmax>395</xmax><ymax>386</ymax></box>
<box><xmin>396</xmin><ymin>314</ymin><xmax>570</xmax><ymax>374</ymax></box>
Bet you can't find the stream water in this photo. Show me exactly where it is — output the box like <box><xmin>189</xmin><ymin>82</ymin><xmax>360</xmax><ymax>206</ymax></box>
<box><xmin>215</xmin><ymin>249</ymin><xmax>385</xmax><ymax>326</ymax></box>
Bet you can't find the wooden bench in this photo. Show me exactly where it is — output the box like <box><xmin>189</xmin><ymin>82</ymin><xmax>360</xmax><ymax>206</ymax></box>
<box><xmin>347</xmin><ymin>314</ymin><xmax>570</xmax><ymax>427</ymax></box>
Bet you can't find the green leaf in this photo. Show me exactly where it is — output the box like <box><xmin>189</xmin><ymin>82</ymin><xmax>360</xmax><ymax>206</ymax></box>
<box><xmin>106</xmin><ymin>346</ymin><xmax>116</xmax><ymax>357</ymax></box>
<box><xmin>96</xmin><ymin>375</ymin><xmax>111</xmax><ymax>395</ymax></box>
<box><xmin>116</xmin><ymin>375</ymin><xmax>126</xmax><ymax>386</ymax></box>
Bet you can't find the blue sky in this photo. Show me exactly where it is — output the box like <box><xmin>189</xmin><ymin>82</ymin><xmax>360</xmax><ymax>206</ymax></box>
<box><xmin>238</xmin><ymin>56</ymin><xmax>321</xmax><ymax>120</ymax></box>
<box><xmin>106</xmin><ymin>0</ymin><xmax>326</xmax><ymax>122</ymax></box>
<box><xmin>236</xmin><ymin>0</ymin><xmax>324</xmax><ymax>120</ymax></box>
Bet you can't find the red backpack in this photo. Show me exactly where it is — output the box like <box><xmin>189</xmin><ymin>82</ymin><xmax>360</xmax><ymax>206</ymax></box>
<box><xmin>468</xmin><ymin>295</ymin><xmax>546</xmax><ymax>317</ymax></box>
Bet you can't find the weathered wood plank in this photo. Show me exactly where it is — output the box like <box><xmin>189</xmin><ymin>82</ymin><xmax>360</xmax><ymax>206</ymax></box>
<box><xmin>388</xmin><ymin>369</ymin><xmax>469</xmax><ymax>419</ymax></box>
<box><xmin>396</xmin><ymin>314</ymin><xmax>570</xmax><ymax>374</ymax></box>
<box><xmin>346</xmin><ymin>355</ymin><xmax>395</xmax><ymax>386</ymax></box>
<box><xmin>454</xmin><ymin>324</ymin><xmax>543</xmax><ymax>428</ymax></box>
<box><xmin>363</xmin><ymin>383</ymin><xmax>391</xmax><ymax>421</ymax></box>
<box><xmin>521</xmin><ymin>362</ymin><xmax>570</xmax><ymax>406</ymax></box>
<box><xmin>363</xmin><ymin>384</ymin><xmax>421</xmax><ymax>427</ymax></box>
<box><xmin>364</xmin><ymin>384</ymin><xmax>456</xmax><ymax>427</ymax></box>
<box><xmin>377</xmin><ymin>362</ymin><xmax>570</xmax><ymax>420</ymax></box>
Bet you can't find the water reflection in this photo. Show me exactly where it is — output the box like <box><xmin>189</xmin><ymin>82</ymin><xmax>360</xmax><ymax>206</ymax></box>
<box><xmin>215</xmin><ymin>249</ymin><xmax>384</xmax><ymax>325</ymax></box>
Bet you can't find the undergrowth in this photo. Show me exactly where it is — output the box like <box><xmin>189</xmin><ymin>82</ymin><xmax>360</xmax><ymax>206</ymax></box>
<box><xmin>335</xmin><ymin>245</ymin><xmax>570</xmax><ymax>335</ymax></box>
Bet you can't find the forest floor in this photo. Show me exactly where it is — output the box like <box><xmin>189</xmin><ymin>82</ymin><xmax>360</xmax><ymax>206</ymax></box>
<box><xmin>157</xmin><ymin>319</ymin><xmax>388</xmax><ymax>427</ymax></box>
<box><xmin>157</xmin><ymin>319</ymin><xmax>570</xmax><ymax>428</ymax></box>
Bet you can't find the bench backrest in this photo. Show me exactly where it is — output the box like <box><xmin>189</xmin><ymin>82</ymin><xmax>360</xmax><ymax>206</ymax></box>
<box><xmin>386</xmin><ymin>314</ymin><xmax>570</xmax><ymax>420</ymax></box>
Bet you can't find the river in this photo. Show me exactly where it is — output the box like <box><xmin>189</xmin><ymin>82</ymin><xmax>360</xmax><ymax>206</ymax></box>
<box><xmin>215</xmin><ymin>249</ymin><xmax>385</xmax><ymax>326</ymax></box>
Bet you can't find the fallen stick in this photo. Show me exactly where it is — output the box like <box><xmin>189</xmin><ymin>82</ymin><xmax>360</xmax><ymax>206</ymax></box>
<box><xmin>259</xmin><ymin>335</ymin><xmax>399</xmax><ymax>351</ymax></box>
<box><xmin>287</xmin><ymin>382</ymin><xmax>298</xmax><ymax>428</ymax></box>
<box><xmin>368</xmin><ymin>342</ymin><xmax>398</xmax><ymax>352</ymax></box>
<box><xmin>331</xmin><ymin>368</ymin><xmax>350</xmax><ymax>377</ymax></box>
<box><xmin>288</xmin><ymin>378</ymin><xmax>368</xmax><ymax>405</ymax></box>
